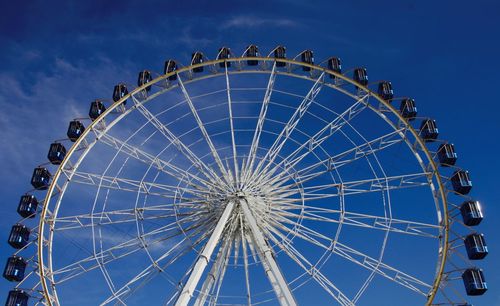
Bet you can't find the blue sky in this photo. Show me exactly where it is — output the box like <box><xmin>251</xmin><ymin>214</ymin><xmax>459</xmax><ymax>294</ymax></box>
<box><xmin>0</xmin><ymin>0</ymin><xmax>499</xmax><ymax>305</ymax></box>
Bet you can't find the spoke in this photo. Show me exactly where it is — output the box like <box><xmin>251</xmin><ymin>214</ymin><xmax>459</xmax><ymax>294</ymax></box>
<box><xmin>249</xmin><ymin>72</ymin><xmax>325</xmax><ymax>184</ymax></box>
<box><xmin>177</xmin><ymin>76</ymin><xmax>232</xmax><ymax>186</ymax></box>
<box><xmin>262</xmin><ymin>224</ymin><xmax>354</xmax><ymax>306</ymax></box>
<box><xmin>175</xmin><ymin>201</ymin><xmax>236</xmax><ymax>306</ymax></box>
<box><xmin>252</xmin><ymin>94</ymin><xmax>370</xmax><ymax>190</ymax></box>
<box><xmin>50</xmin><ymin>212</ymin><xmax>212</xmax><ymax>285</ymax></box>
<box><xmin>131</xmin><ymin>95</ymin><xmax>229</xmax><ymax>189</ymax></box>
<box><xmin>273</xmin><ymin>172</ymin><xmax>432</xmax><ymax>201</ymax></box>
<box><xmin>268</xmin><ymin>217</ymin><xmax>432</xmax><ymax>296</ymax></box>
<box><xmin>240</xmin><ymin>213</ymin><xmax>252</xmax><ymax>306</ymax></box>
<box><xmin>101</xmin><ymin>221</ymin><xmax>215</xmax><ymax>305</ymax></box>
<box><xmin>52</xmin><ymin>205</ymin><xmax>174</xmax><ymax>231</ymax></box>
<box><xmin>241</xmin><ymin>198</ymin><xmax>297</xmax><ymax>306</ymax></box>
<box><xmin>62</xmin><ymin>169</ymin><xmax>214</xmax><ymax>199</ymax></box>
<box><xmin>51</xmin><ymin>200</ymin><xmax>208</xmax><ymax>231</ymax></box>
<box><xmin>332</xmin><ymin>241</ymin><xmax>431</xmax><ymax>295</ymax></box>
<box><xmin>101</xmin><ymin>239</ymin><xmax>186</xmax><ymax>305</ymax></box>
<box><xmin>224</xmin><ymin>64</ymin><xmax>240</xmax><ymax>188</ymax></box>
<box><xmin>242</xmin><ymin>62</ymin><xmax>277</xmax><ymax>186</ymax></box>
<box><xmin>270</xmin><ymin>128</ymin><xmax>407</xmax><ymax>189</ymax></box>
<box><xmin>270</xmin><ymin>207</ymin><xmax>440</xmax><ymax>238</ymax></box>
<box><xmin>96</xmin><ymin>132</ymin><xmax>223</xmax><ymax>192</ymax></box>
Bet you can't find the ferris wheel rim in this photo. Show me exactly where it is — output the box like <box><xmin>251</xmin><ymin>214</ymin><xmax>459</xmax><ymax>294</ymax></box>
<box><xmin>36</xmin><ymin>56</ymin><xmax>450</xmax><ymax>305</ymax></box>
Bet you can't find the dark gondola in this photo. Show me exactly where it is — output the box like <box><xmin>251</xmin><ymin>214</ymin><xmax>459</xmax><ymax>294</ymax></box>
<box><xmin>460</xmin><ymin>200</ymin><xmax>483</xmax><ymax>226</ymax></box>
<box><xmin>300</xmin><ymin>50</ymin><xmax>314</xmax><ymax>71</ymax></box>
<box><xmin>112</xmin><ymin>83</ymin><xmax>128</xmax><ymax>105</ymax></box>
<box><xmin>137</xmin><ymin>70</ymin><xmax>153</xmax><ymax>91</ymax></box>
<box><xmin>67</xmin><ymin>120</ymin><xmax>85</xmax><ymax>142</ymax></box>
<box><xmin>164</xmin><ymin>60</ymin><xmax>178</xmax><ymax>81</ymax></box>
<box><xmin>191</xmin><ymin>52</ymin><xmax>204</xmax><ymax>73</ymax></box>
<box><xmin>17</xmin><ymin>194</ymin><xmax>38</xmax><ymax>219</ymax></box>
<box><xmin>353</xmin><ymin>68</ymin><xmax>368</xmax><ymax>89</ymax></box>
<box><xmin>8</xmin><ymin>224</ymin><xmax>30</xmax><ymax>249</ymax></box>
<box><xmin>451</xmin><ymin>170</ymin><xmax>472</xmax><ymax>195</ymax></box>
<box><xmin>3</xmin><ymin>256</ymin><xmax>27</xmax><ymax>282</ymax></box>
<box><xmin>464</xmin><ymin>233</ymin><xmax>488</xmax><ymax>260</ymax></box>
<box><xmin>462</xmin><ymin>268</ymin><xmax>487</xmax><ymax>296</ymax></box>
<box><xmin>217</xmin><ymin>47</ymin><xmax>231</xmax><ymax>68</ymax></box>
<box><xmin>31</xmin><ymin>167</ymin><xmax>50</xmax><ymax>190</ymax></box>
<box><xmin>89</xmin><ymin>100</ymin><xmax>106</xmax><ymax>121</ymax></box>
<box><xmin>437</xmin><ymin>143</ymin><xmax>457</xmax><ymax>166</ymax></box>
<box><xmin>245</xmin><ymin>45</ymin><xmax>259</xmax><ymax>66</ymax></box>
<box><xmin>5</xmin><ymin>289</ymin><xmax>29</xmax><ymax>306</ymax></box>
<box><xmin>419</xmin><ymin>119</ymin><xmax>439</xmax><ymax>141</ymax></box>
<box><xmin>327</xmin><ymin>57</ymin><xmax>342</xmax><ymax>79</ymax></box>
<box><xmin>400</xmin><ymin>98</ymin><xmax>417</xmax><ymax>120</ymax></box>
<box><xmin>273</xmin><ymin>46</ymin><xmax>286</xmax><ymax>67</ymax></box>
<box><xmin>377</xmin><ymin>81</ymin><xmax>394</xmax><ymax>100</ymax></box>
<box><xmin>47</xmin><ymin>142</ymin><xmax>66</xmax><ymax>165</ymax></box>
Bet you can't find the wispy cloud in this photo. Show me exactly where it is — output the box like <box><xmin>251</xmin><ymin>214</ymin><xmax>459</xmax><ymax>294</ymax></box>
<box><xmin>177</xmin><ymin>25</ymin><xmax>213</xmax><ymax>49</ymax></box>
<box><xmin>221</xmin><ymin>15</ymin><xmax>298</xmax><ymax>29</ymax></box>
<box><xmin>0</xmin><ymin>52</ymin><xmax>134</xmax><ymax>185</ymax></box>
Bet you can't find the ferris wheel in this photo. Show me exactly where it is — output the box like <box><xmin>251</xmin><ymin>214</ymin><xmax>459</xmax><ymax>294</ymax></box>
<box><xmin>4</xmin><ymin>45</ymin><xmax>488</xmax><ymax>305</ymax></box>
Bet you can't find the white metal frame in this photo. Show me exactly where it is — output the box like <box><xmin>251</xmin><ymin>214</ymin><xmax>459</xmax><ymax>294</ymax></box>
<box><xmin>33</xmin><ymin>57</ymin><xmax>451</xmax><ymax>306</ymax></box>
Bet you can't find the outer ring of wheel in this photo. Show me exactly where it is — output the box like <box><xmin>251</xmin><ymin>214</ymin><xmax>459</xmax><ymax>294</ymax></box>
<box><xmin>37</xmin><ymin>57</ymin><xmax>449</xmax><ymax>305</ymax></box>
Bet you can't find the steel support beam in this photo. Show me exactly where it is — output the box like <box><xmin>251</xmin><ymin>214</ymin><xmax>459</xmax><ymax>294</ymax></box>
<box><xmin>175</xmin><ymin>201</ymin><xmax>235</xmax><ymax>306</ymax></box>
<box><xmin>240</xmin><ymin>198</ymin><xmax>297</xmax><ymax>306</ymax></box>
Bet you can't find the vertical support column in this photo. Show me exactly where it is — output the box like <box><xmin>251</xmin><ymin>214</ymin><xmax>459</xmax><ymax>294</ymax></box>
<box><xmin>240</xmin><ymin>198</ymin><xmax>297</xmax><ymax>306</ymax></box>
<box><xmin>175</xmin><ymin>201</ymin><xmax>235</xmax><ymax>306</ymax></box>
<box><xmin>193</xmin><ymin>223</ymin><xmax>233</xmax><ymax>306</ymax></box>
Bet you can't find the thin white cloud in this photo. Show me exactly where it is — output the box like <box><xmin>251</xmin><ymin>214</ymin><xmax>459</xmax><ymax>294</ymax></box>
<box><xmin>0</xmin><ymin>55</ymin><xmax>134</xmax><ymax>182</ymax></box>
<box><xmin>221</xmin><ymin>16</ymin><xmax>298</xmax><ymax>29</ymax></box>
<box><xmin>176</xmin><ymin>25</ymin><xmax>213</xmax><ymax>49</ymax></box>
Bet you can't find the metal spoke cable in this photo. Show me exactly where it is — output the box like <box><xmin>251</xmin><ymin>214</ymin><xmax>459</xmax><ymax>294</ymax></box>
<box><xmin>177</xmin><ymin>76</ymin><xmax>232</xmax><ymax>187</ymax></box>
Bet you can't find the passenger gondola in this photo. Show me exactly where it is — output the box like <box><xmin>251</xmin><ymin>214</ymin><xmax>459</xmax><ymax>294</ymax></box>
<box><xmin>437</xmin><ymin>143</ymin><xmax>457</xmax><ymax>166</ymax></box>
<box><xmin>217</xmin><ymin>47</ymin><xmax>231</xmax><ymax>68</ymax></box>
<box><xmin>327</xmin><ymin>57</ymin><xmax>342</xmax><ymax>79</ymax></box>
<box><xmin>5</xmin><ymin>289</ymin><xmax>29</xmax><ymax>306</ymax></box>
<box><xmin>273</xmin><ymin>46</ymin><xmax>286</xmax><ymax>67</ymax></box>
<box><xmin>464</xmin><ymin>233</ymin><xmax>488</xmax><ymax>260</ymax></box>
<box><xmin>17</xmin><ymin>194</ymin><xmax>38</xmax><ymax>218</ymax></box>
<box><xmin>353</xmin><ymin>68</ymin><xmax>368</xmax><ymax>89</ymax></box>
<box><xmin>164</xmin><ymin>60</ymin><xmax>178</xmax><ymax>81</ymax></box>
<box><xmin>8</xmin><ymin>224</ymin><xmax>30</xmax><ymax>249</ymax></box>
<box><xmin>3</xmin><ymin>256</ymin><xmax>26</xmax><ymax>282</ymax></box>
<box><xmin>300</xmin><ymin>50</ymin><xmax>314</xmax><ymax>71</ymax></box>
<box><xmin>419</xmin><ymin>119</ymin><xmax>439</xmax><ymax>141</ymax></box>
<box><xmin>462</xmin><ymin>268</ymin><xmax>487</xmax><ymax>296</ymax></box>
<box><xmin>400</xmin><ymin>98</ymin><xmax>417</xmax><ymax>120</ymax></box>
<box><xmin>460</xmin><ymin>200</ymin><xmax>483</xmax><ymax>226</ymax></box>
<box><xmin>137</xmin><ymin>70</ymin><xmax>153</xmax><ymax>91</ymax></box>
<box><xmin>191</xmin><ymin>52</ymin><xmax>204</xmax><ymax>73</ymax></box>
<box><xmin>31</xmin><ymin>167</ymin><xmax>50</xmax><ymax>190</ymax></box>
<box><xmin>89</xmin><ymin>100</ymin><xmax>106</xmax><ymax>121</ymax></box>
<box><xmin>451</xmin><ymin>170</ymin><xmax>473</xmax><ymax>195</ymax></box>
<box><xmin>67</xmin><ymin>120</ymin><xmax>85</xmax><ymax>142</ymax></box>
<box><xmin>112</xmin><ymin>83</ymin><xmax>128</xmax><ymax>104</ymax></box>
<box><xmin>245</xmin><ymin>45</ymin><xmax>259</xmax><ymax>66</ymax></box>
<box><xmin>377</xmin><ymin>81</ymin><xmax>394</xmax><ymax>100</ymax></box>
<box><xmin>47</xmin><ymin>142</ymin><xmax>66</xmax><ymax>164</ymax></box>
